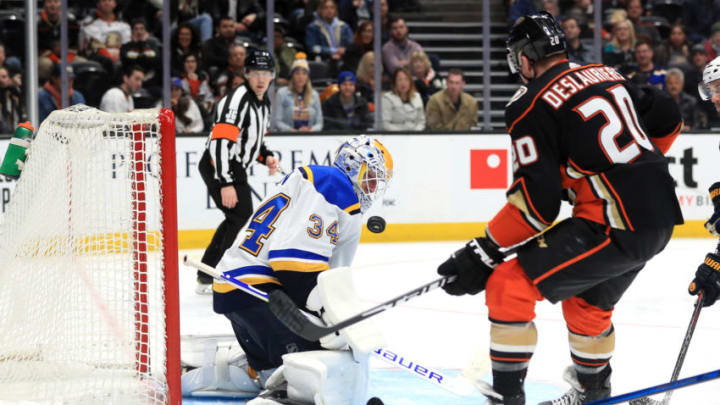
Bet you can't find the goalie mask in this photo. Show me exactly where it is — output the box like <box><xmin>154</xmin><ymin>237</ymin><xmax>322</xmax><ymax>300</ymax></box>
<box><xmin>507</xmin><ymin>12</ymin><xmax>566</xmax><ymax>74</ymax></box>
<box><xmin>333</xmin><ymin>136</ymin><xmax>393</xmax><ymax>213</ymax></box>
<box><xmin>699</xmin><ymin>56</ymin><xmax>720</xmax><ymax>101</ymax></box>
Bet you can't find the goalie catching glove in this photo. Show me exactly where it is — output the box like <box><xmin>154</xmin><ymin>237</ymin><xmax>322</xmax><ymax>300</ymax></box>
<box><xmin>437</xmin><ymin>237</ymin><xmax>505</xmax><ymax>296</ymax></box>
<box><xmin>705</xmin><ymin>182</ymin><xmax>720</xmax><ymax>236</ymax></box>
<box><xmin>689</xmin><ymin>252</ymin><xmax>720</xmax><ymax>307</ymax></box>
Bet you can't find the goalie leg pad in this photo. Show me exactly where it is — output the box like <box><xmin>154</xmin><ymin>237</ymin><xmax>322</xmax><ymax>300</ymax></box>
<box><xmin>181</xmin><ymin>338</ymin><xmax>263</xmax><ymax>396</ymax></box>
<box><xmin>282</xmin><ymin>350</ymin><xmax>369</xmax><ymax>405</ymax></box>
<box><xmin>306</xmin><ymin>266</ymin><xmax>385</xmax><ymax>354</ymax></box>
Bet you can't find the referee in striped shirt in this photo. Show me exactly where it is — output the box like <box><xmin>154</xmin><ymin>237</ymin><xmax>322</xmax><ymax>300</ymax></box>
<box><xmin>197</xmin><ymin>48</ymin><xmax>279</xmax><ymax>293</ymax></box>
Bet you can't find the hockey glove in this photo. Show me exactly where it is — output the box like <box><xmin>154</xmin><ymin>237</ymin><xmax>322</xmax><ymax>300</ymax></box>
<box><xmin>705</xmin><ymin>182</ymin><xmax>720</xmax><ymax>237</ymax></box>
<box><xmin>689</xmin><ymin>252</ymin><xmax>720</xmax><ymax>307</ymax></box>
<box><xmin>437</xmin><ymin>237</ymin><xmax>505</xmax><ymax>296</ymax></box>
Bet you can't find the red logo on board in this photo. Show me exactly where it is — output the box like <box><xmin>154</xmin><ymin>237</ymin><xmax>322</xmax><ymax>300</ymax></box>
<box><xmin>470</xmin><ymin>149</ymin><xmax>508</xmax><ymax>189</ymax></box>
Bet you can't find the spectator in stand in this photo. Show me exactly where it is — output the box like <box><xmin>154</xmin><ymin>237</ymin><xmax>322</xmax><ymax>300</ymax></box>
<box><xmin>322</xmin><ymin>71</ymin><xmax>371</xmax><ymax>130</ymax></box>
<box><xmin>626</xmin><ymin>0</ymin><xmax>660</xmax><ymax>46</ymax></box>
<box><xmin>214</xmin><ymin>44</ymin><xmax>247</xmax><ymax>100</ymax></box>
<box><xmin>120</xmin><ymin>19</ymin><xmax>161</xmax><ymax>97</ymax></box>
<box><xmin>565</xmin><ymin>0</ymin><xmax>593</xmax><ymax>37</ymax></box>
<box><xmin>603</xmin><ymin>18</ymin><xmax>636</xmax><ymax>68</ymax></box>
<box><xmin>683</xmin><ymin>0</ymin><xmax>720</xmax><ymax>44</ymax></box>
<box><xmin>339</xmin><ymin>0</ymin><xmax>372</xmax><ymax>30</ymax></box>
<box><xmin>180</xmin><ymin>53</ymin><xmax>214</xmax><ymax>114</ymax></box>
<box><xmin>209</xmin><ymin>0</ymin><xmax>264</xmax><ymax>38</ymax></box>
<box><xmin>171</xmin><ymin>77</ymin><xmax>204</xmax><ymax>134</ymax></box>
<box><xmin>382</xmin><ymin>17</ymin><xmax>422</xmax><ymax>75</ymax></box>
<box><xmin>6</xmin><ymin>65</ymin><xmax>21</xmax><ymax>91</ymax></box>
<box><xmin>685</xmin><ymin>44</ymin><xmax>717</xmax><ymax>126</ymax></box>
<box><xmin>0</xmin><ymin>67</ymin><xmax>25</xmax><ymax>133</ymax></box>
<box><xmin>425</xmin><ymin>68</ymin><xmax>478</xmax><ymax>131</ymax></box>
<box><xmin>541</xmin><ymin>0</ymin><xmax>559</xmax><ymax>19</ymax></box>
<box><xmin>274</xmin><ymin>25</ymin><xmax>298</xmax><ymax>86</ymax></box>
<box><xmin>409</xmin><ymin>50</ymin><xmax>444</xmax><ymax>106</ymax></box>
<box><xmin>343</xmin><ymin>20</ymin><xmax>374</xmax><ymax>73</ymax></box>
<box><xmin>38</xmin><ymin>64</ymin><xmax>85</xmax><ymax>124</ymax></box>
<box><xmin>381</xmin><ymin>68</ymin><xmax>424</xmax><ymax>131</ymax></box>
<box><xmin>118</xmin><ymin>0</ymin><xmax>163</xmax><ymax>39</ymax></box>
<box><xmin>178</xmin><ymin>0</ymin><xmax>214</xmax><ymax>41</ymax></box>
<box><xmin>230</xmin><ymin>72</ymin><xmax>246</xmax><ymax>91</ymax></box>
<box><xmin>305</xmin><ymin>0</ymin><xmax>354</xmax><ymax>63</ymax></box>
<box><xmin>100</xmin><ymin>65</ymin><xmax>144</xmax><ymax>113</ymax></box>
<box><xmin>172</xmin><ymin>23</ymin><xmax>203</xmax><ymax>77</ymax></box>
<box><xmin>203</xmin><ymin>17</ymin><xmax>237</xmax><ymax>73</ymax></box>
<box><xmin>665</xmin><ymin>67</ymin><xmax>705</xmax><ymax>130</ymax></box>
<box><xmin>562</xmin><ymin>16</ymin><xmax>593</xmax><ymax>65</ymax></box>
<box><xmin>38</xmin><ymin>0</ymin><xmax>82</xmax><ymax>83</ymax></box>
<box><xmin>80</xmin><ymin>0</ymin><xmax>132</xmax><ymax>67</ymax></box>
<box><xmin>273</xmin><ymin>55</ymin><xmax>324</xmax><ymax>132</ymax></box>
<box><xmin>0</xmin><ymin>43</ymin><xmax>21</xmax><ymax>75</ymax></box>
<box><xmin>654</xmin><ymin>23</ymin><xmax>690</xmax><ymax>69</ymax></box>
<box><xmin>508</xmin><ymin>0</ymin><xmax>537</xmax><ymax>27</ymax></box>
<box><xmin>355</xmin><ymin>51</ymin><xmax>379</xmax><ymax>102</ymax></box>
<box><xmin>379</xmin><ymin>0</ymin><xmax>391</xmax><ymax>43</ymax></box>
<box><xmin>704</xmin><ymin>22</ymin><xmax>720</xmax><ymax>61</ymax></box>
<box><xmin>685</xmin><ymin>44</ymin><xmax>709</xmax><ymax>98</ymax></box>
<box><xmin>624</xmin><ymin>39</ymin><xmax>667</xmax><ymax>88</ymax></box>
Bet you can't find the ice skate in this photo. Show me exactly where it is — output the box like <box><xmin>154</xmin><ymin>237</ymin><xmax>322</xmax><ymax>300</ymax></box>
<box><xmin>195</xmin><ymin>272</ymin><xmax>213</xmax><ymax>295</ymax></box>
<box><xmin>472</xmin><ymin>380</ymin><xmax>525</xmax><ymax>405</ymax></box>
<box><xmin>538</xmin><ymin>366</ymin><xmax>610</xmax><ymax>405</ymax></box>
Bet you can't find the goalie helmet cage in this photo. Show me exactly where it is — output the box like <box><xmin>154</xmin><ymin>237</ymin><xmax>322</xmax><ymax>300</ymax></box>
<box><xmin>0</xmin><ymin>106</ymin><xmax>181</xmax><ymax>405</ymax></box>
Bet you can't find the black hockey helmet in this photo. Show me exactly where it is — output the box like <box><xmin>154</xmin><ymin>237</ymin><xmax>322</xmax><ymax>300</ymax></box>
<box><xmin>507</xmin><ymin>12</ymin><xmax>566</xmax><ymax>74</ymax></box>
<box><xmin>245</xmin><ymin>48</ymin><xmax>275</xmax><ymax>73</ymax></box>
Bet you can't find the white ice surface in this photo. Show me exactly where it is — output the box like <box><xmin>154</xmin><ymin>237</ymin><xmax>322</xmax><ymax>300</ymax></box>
<box><xmin>180</xmin><ymin>238</ymin><xmax>720</xmax><ymax>404</ymax></box>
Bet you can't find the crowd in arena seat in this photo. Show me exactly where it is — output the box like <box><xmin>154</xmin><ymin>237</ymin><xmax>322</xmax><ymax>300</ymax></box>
<box><xmin>0</xmin><ymin>0</ymin><xmax>487</xmax><ymax>133</ymax></box>
<box><xmin>510</xmin><ymin>0</ymin><xmax>720</xmax><ymax>130</ymax></box>
<box><xmin>20</xmin><ymin>0</ymin><xmax>720</xmax><ymax>133</ymax></box>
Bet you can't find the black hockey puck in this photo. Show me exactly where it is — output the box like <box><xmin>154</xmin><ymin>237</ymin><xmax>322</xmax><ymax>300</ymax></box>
<box><xmin>366</xmin><ymin>398</ymin><xmax>384</xmax><ymax>405</ymax></box>
<box><xmin>367</xmin><ymin>216</ymin><xmax>386</xmax><ymax>233</ymax></box>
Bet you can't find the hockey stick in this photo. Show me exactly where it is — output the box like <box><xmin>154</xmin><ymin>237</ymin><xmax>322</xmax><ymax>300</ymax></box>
<box><xmin>269</xmin><ymin>244</ymin><xmax>521</xmax><ymax>341</ymax></box>
<box><xmin>585</xmin><ymin>368</ymin><xmax>720</xmax><ymax>405</ymax></box>
<box><xmin>267</xmin><ymin>274</ymin><xmax>456</xmax><ymax>341</ymax></box>
<box><xmin>182</xmin><ymin>256</ymin><xmax>475</xmax><ymax>396</ymax></box>
<box><xmin>628</xmin><ymin>240</ymin><xmax>720</xmax><ymax>405</ymax></box>
<box><xmin>627</xmin><ymin>292</ymin><xmax>704</xmax><ymax>405</ymax></box>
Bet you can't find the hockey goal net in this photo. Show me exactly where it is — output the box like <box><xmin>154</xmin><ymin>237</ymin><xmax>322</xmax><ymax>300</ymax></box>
<box><xmin>0</xmin><ymin>106</ymin><xmax>180</xmax><ymax>404</ymax></box>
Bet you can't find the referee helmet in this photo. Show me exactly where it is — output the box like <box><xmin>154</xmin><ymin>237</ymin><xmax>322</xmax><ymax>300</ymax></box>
<box><xmin>245</xmin><ymin>48</ymin><xmax>275</xmax><ymax>73</ymax></box>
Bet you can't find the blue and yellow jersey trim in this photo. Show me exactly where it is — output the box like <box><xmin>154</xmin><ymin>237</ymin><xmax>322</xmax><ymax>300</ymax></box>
<box><xmin>268</xmin><ymin>248</ymin><xmax>331</xmax><ymax>273</ymax></box>
<box><xmin>298</xmin><ymin>166</ymin><xmax>361</xmax><ymax>215</ymax></box>
<box><xmin>213</xmin><ymin>265</ymin><xmax>281</xmax><ymax>293</ymax></box>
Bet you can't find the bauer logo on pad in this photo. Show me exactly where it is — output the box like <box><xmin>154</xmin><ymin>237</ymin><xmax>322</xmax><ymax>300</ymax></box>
<box><xmin>470</xmin><ymin>149</ymin><xmax>508</xmax><ymax>189</ymax></box>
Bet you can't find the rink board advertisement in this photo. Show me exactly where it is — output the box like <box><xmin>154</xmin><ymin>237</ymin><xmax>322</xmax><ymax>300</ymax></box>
<box><xmin>0</xmin><ymin>134</ymin><xmax>716</xmax><ymax>246</ymax></box>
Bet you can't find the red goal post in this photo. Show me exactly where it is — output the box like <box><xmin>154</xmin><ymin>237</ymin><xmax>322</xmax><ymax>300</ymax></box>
<box><xmin>0</xmin><ymin>106</ymin><xmax>180</xmax><ymax>404</ymax></box>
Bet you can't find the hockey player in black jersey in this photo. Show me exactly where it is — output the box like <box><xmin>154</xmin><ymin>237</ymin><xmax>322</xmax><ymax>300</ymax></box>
<box><xmin>437</xmin><ymin>13</ymin><xmax>683</xmax><ymax>405</ymax></box>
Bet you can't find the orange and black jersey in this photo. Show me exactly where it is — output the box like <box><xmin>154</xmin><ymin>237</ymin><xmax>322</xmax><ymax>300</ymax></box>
<box><xmin>487</xmin><ymin>60</ymin><xmax>683</xmax><ymax>248</ymax></box>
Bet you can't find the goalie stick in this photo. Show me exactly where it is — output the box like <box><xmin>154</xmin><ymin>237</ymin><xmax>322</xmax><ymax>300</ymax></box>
<box><xmin>182</xmin><ymin>256</ymin><xmax>478</xmax><ymax>397</ymax></box>
<box><xmin>267</xmin><ymin>274</ymin><xmax>456</xmax><ymax>341</ymax></box>
<box><xmin>267</xmin><ymin>243</ymin><xmax>520</xmax><ymax>341</ymax></box>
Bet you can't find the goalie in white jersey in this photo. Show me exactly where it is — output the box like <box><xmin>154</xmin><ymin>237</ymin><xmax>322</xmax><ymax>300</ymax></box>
<box><xmin>183</xmin><ymin>135</ymin><xmax>393</xmax><ymax>405</ymax></box>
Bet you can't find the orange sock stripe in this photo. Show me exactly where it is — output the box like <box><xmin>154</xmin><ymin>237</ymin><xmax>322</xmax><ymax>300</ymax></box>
<box><xmin>490</xmin><ymin>356</ymin><xmax>532</xmax><ymax>362</ymax></box>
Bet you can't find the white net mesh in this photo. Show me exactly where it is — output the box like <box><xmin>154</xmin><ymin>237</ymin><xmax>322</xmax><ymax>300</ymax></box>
<box><xmin>0</xmin><ymin>106</ymin><xmax>171</xmax><ymax>404</ymax></box>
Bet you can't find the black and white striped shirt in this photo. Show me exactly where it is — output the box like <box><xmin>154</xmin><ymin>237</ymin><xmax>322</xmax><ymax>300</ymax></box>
<box><xmin>205</xmin><ymin>82</ymin><xmax>272</xmax><ymax>185</ymax></box>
